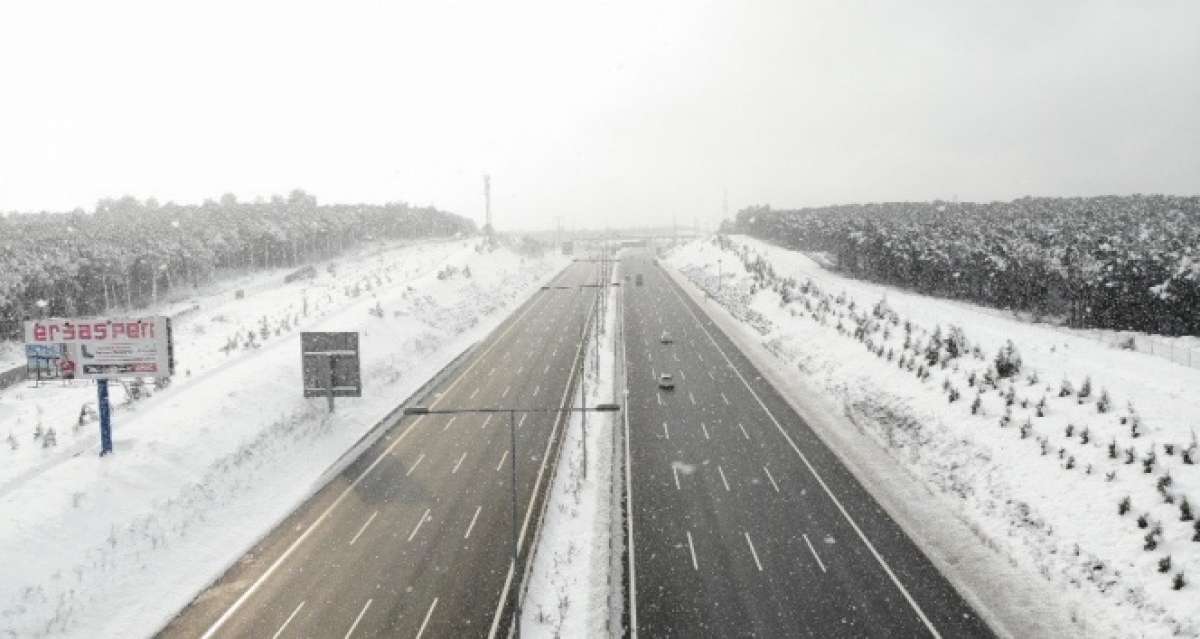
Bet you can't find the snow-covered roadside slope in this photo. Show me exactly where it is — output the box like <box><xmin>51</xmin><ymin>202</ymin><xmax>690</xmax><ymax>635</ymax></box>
<box><xmin>667</xmin><ymin>236</ymin><xmax>1200</xmax><ymax>638</ymax></box>
<box><xmin>0</xmin><ymin>241</ymin><xmax>568</xmax><ymax>639</ymax></box>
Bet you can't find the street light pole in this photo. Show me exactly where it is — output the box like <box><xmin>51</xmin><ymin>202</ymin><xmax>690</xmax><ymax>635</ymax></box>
<box><xmin>508</xmin><ymin>408</ymin><xmax>520</xmax><ymax>637</ymax></box>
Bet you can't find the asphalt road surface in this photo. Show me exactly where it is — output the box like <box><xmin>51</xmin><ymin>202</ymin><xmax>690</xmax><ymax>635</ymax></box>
<box><xmin>620</xmin><ymin>248</ymin><xmax>993</xmax><ymax>638</ymax></box>
<box><xmin>160</xmin><ymin>258</ymin><xmax>602</xmax><ymax>639</ymax></box>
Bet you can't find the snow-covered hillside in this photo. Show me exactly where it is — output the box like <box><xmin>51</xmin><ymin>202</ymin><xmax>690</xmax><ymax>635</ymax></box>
<box><xmin>667</xmin><ymin>235</ymin><xmax>1200</xmax><ymax>638</ymax></box>
<box><xmin>0</xmin><ymin>238</ymin><xmax>568</xmax><ymax>638</ymax></box>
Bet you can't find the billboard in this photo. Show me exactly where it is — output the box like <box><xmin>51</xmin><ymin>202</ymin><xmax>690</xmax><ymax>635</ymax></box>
<box><xmin>23</xmin><ymin>317</ymin><xmax>174</xmax><ymax>380</ymax></box>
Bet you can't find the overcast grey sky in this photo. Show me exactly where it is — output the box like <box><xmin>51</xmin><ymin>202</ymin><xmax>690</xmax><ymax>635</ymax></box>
<box><xmin>1</xmin><ymin>0</ymin><xmax>1197</xmax><ymax>230</ymax></box>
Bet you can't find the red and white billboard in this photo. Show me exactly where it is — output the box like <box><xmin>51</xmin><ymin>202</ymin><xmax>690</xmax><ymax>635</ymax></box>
<box><xmin>23</xmin><ymin>317</ymin><xmax>174</xmax><ymax>379</ymax></box>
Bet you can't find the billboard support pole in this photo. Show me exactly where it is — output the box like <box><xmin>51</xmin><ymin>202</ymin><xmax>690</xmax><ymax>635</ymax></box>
<box><xmin>327</xmin><ymin>356</ymin><xmax>336</xmax><ymax>413</ymax></box>
<box><xmin>97</xmin><ymin>379</ymin><xmax>113</xmax><ymax>456</ymax></box>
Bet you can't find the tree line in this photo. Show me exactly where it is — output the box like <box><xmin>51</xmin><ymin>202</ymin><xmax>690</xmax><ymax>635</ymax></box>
<box><xmin>0</xmin><ymin>190</ymin><xmax>475</xmax><ymax>340</ymax></box>
<box><xmin>726</xmin><ymin>195</ymin><xmax>1200</xmax><ymax>336</ymax></box>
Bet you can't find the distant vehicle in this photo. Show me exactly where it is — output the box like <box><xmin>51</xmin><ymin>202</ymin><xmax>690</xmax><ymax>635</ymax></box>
<box><xmin>660</xmin><ymin>331</ymin><xmax>673</xmax><ymax>344</ymax></box>
<box><xmin>635</xmin><ymin>274</ymin><xmax>644</xmax><ymax>286</ymax></box>
<box><xmin>658</xmin><ymin>373</ymin><xmax>675</xmax><ymax>390</ymax></box>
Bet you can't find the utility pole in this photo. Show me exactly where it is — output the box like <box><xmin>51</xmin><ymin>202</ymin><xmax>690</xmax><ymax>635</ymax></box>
<box><xmin>483</xmin><ymin>174</ymin><xmax>493</xmax><ymax>238</ymax></box>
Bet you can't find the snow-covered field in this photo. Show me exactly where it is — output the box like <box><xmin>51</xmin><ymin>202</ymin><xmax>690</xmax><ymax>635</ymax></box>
<box><xmin>666</xmin><ymin>235</ymin><xmax>1200</xmax><ymax>638</ymax></box>
<box><xmin>0</xmin><ymin>238</ymin><xmax>569</xmax><ymax>638</ymax></box>
<box><xmin>521</xmin><ymin>262</ymin><xmax>619</xmax><ymax>638</ymax></box>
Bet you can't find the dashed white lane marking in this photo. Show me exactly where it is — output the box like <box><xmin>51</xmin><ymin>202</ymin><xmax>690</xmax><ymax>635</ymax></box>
<box><xmin>707</xmin><ymin>370</ymin><xmax>715</xmax><ymax>381</ymax></box>
<box><xmin>764</xmin><ymin>466</ymin><xmax>781</xmax><ymax>493</ymax></box>
<box><xmin>488</xmin><ymin>367</ymin><xmax>495</xmax><ymax>376</ymax></box>
<box><xmin>721</xmin><ymin>392</ymin><xmax>730</xmax><ymax>405</ymax></box>
<box><xmin>344</xmin><ymin>599</ymin><xmax>372</xmax><ymax>639</ymax></box>
<box><xmin>662</xmin><ymin>422</ymin><xmax>670</xmax><ymax>439</ymax></box>
<box><xmin>678</xmin><ymin>370</ymin><xmax>686</xmax><ymax>381</ymax></box>
<box><xmin>452</xmin><ymin>452</ymin><xmax>467</xmax><ymax>474</ymax></box>
<box><xmin>700</xmin><ymin>422</ymin><xmax>710</xmax><ymax>440</ymax></box>
<box><xmin>517</xmin><ymin>414</ymin><xmax>528</xmax><ymax>429</ymax></box>
<box><xmin>348</xmin><ymin>511</ymin><xmax>378</xmax><ymax>546</ymax></box>
<box><xmin>533</xmin><ymin>384</ymin><xmax>540</xmax><ymax>397</ymax></box>
<box><xmin>464</xmin><ymin>506</ymin><xmax>482</xmax><ymax>539</ymax></box>
<box><xmin>697</xmin><ymin>352</ymin><xmax>704</xmax><ymax>362</ymax></box>
<box><xmin>469</xmin><ymin>388</ymin><xmax>479</xmax><ymax>400</ymax></box>
<box><xmin>656</xmin><ymin>393</ymin><xmax>664</xmax><ymax>406</ymax></box>
<box><xmin>648</xmin><ymin>352</ymin><xmax>653</xmax><ymax>362</ymax></box>
<box><xmin>481</xmin><ymin>415</ymin><xmax>492</xmax><ymax>430</ymax></box>
<box><xmin>688</xmin><ymin>391</ymin><xmax>696</xmax><ymax>405</ymax></box>
<box><xmin>501</xmin><ymin>385</ymin><xmax>510</xmax><ymax>398</ymax></box>
<box><xmin>496</xmin><ymin>449</ymin><xmax>509</xmax><ymax>471</ymax></box>
<box><xmin>686</xmin><ymin>531</ymin><xmax>699</xmax><ymax>570</ymax></box>
<box><xmin>407</xmin><ymin>508</ymin><xmax>431</xmax><ymax>542</ymax></box>
<box><xmin>673</xmin><ymin>353</ymin><xmax>680</xmax><ymax>362</ymax></box>
<box><xmin>272</xmin><ymin>601</ymin><xmax>305</xmax><ymax>639</ymax></box>
<box><xmin>442</xmin><ymin>416</ymin><xmax>457</xmax><ymax>431</ymax></box>
<box><xmin>738</xmin><ymin>423</ymin><xmax>750</xmax><ymax>440</ymax></box>
<box><xmin>415</xmin><ymin>597</ymin><xmax>439</xmax><ymax>639</ymax></box>
<box><xmin>803</xmin><ymin>533</ymin><xmax>827</xmax><ymax>573</ymax></box>
<box><xmin>672</xmin><ymin>464</ymin><xmax>681</xmax><ymax>490</ymax></box>
<box><xmin>551</xmin><ymin>348</ymin><xmax>557</xmax><ymax>357</ymax></box>
<box><xmin>717</xmin><ymin>465</ymin><xmax>730</xmax><ymax>491</ymax></box>
<box><xmin>744</xmin><ymin>532</ymin><xmax>763</xmax><ymax>572</ymax></box>
<box><xmin>516</xmin><ymin>366</ymin><xmax>523</xmax><ymax>375</ymax></box>
<box><xmin>544</xmin><ymin>364</ymin><xmax>550</xmax><ymax>375</ymax></box>
<box><xmin>405</xmin><ymin>453</ymin><xmax>426</xmax><ymax>476</ymax></box>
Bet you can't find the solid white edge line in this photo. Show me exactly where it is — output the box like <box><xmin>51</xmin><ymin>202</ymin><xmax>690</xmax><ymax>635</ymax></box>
<box><xmin>804</xmin><ymin>533</ymin><xmax>828</xmax><ymax>573</ymax></box>
<box><xmin>196</xmin><ymin>273</ymin><xmax>555</xmax><ymax>639</ymax></box>
<box><xmin>622</xmin><ymin>281</ymin><xmax>639</xmax><ymax>639</ymax></box>
<box><xmin>348</xmin><ymin>511</ymin><xmax>378</xmax><ymax>546</ymax></box>
<box><xmin>271</xmin><ymin>600</ymin><xmax>305</xmax><ymax>639</ymax></box>
<box><xmin>664</xmin><ymin>264</ymin><xmax>943</xmax><ymax>639</ymax></box>
<box><xmin>414</xmin><ymin>597</ymin><xmax>439</xmax><ymax>639</ymax></box>
<box><xmin>465</xmin><ymin>505</ymin><xmax>482</xmax><ymax>539</ymax></box>
<box><xmin>343</xmin><ymin>599</ymin><xmax>372</xmax><ymax>639</ymax></box>
<box><xmin>744</xmin><ymin>532</ymin><xmax>764</xmax><ymax>572</ymax></box>
<box><xmin>686</xmin><ymin>530</ymin><xmax>698</xmax><ymax>570</ymax></box>
<box><xmin>496</xmin><ymin>449</ymin><xmax>509</xmax><ymax>472</ymax></box>
<box><xmin>407</xmin><ymin>508</ymin><xmax>431</xmax><ymax>542</ymax></box>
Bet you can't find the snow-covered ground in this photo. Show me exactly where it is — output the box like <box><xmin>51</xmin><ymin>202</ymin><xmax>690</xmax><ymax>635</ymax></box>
<box><xmin>666</xmin><ymin>235</ymin><xmax>1200</xmax><ymax>638</ymax></box>
<box><xmin>0</xmin><ymin>238</ymin><xmax>569</xmax><ymax>638</ymax></box>
<box><xmin>521</xmin><ymin>263</ymin><xmax>619</xmax><ymax>638</ymax></box>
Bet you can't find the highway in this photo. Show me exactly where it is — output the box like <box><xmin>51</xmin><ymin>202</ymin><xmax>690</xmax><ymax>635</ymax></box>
<box><xmin>620</xmin><ymin>248</ymin><xmax>993</xmax><ymax>638</ymax></box>
<box><xmin>160</xmin><ymin>258</ymin><xmax>601</xmax><ymax>639</ymax></box>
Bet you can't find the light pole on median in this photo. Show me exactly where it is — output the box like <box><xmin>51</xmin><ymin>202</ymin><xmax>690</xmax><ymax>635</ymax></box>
<box><xmin>402</xmin><ymin>402</ymin><xmax>620</xmax><ymax>637</ymax></box>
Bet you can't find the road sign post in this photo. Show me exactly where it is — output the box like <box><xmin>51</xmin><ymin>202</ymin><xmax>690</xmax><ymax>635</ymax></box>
<box><xmin>97</xmin><ymin>379</ymin><xmax>112</xmax><ymax>456</ymax></box>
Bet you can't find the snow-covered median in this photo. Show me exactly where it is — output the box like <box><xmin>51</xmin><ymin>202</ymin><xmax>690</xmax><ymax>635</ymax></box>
<box><xmin>0</xmin><ymin>240</ymin><xmax>568</xmax><ymax>638</ymax></box>
<box><xmin>520</xmin><ymin>267</ymin><xmax>619</xmax><ymax>638</ymax></box>
<box><xmin>666</xmin><ymin>236</ymin><xmax>1200</xmax><ymax>639</ymax></box>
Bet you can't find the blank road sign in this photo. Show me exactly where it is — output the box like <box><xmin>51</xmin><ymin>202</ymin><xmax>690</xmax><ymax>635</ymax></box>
<box><xmin>302</xmin><ymin>332</ymin><xmax>362</xmax><ymax>398</ymax></box>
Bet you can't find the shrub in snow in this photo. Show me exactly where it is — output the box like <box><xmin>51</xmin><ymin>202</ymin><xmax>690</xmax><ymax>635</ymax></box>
<box><xmin>1119</xmin><ymin>496</ymin><xmax>1131</xmax><ymax>515</ymax></box>
<box><xmin>1065</xmin><ymin>424</ymin><xmax>1075</xmax><ymax>438</ymax></box>
<box><xmin>994</xmin><ymin>340</ymin><xmax>1022</xmax><ymax>378</ymax></box>
<box><xmin>1108</xmin><ymin>439</ymin><xmax>1118</xmax><ymax>459</ymax></box>
<box><xmin>33</xmin><ymin>423</ymin><xmax>44</xmax><ymax>441</ymax></box>
<box><xmin>1026</xmin><ymin>370</ymin><xmax>1039</xmax><ymax>386</ymax></box>
<box><xmin>1194</xmin><ymin>519</ymin><xmax>1200</xmax><ymax>541</ymax></box>
<box><xmin>42</xmin><ymin>428</ymin><xmax>57</xmax><ymax>448</ymax></box>
<box><xmin>1144</xmin><ymin>450</ymin><xmax>1157</xmax><ymax>474</ymax></box>
<box><xmin>971</xmin><ymin>393</ymin><xmax>982</xmax><ymax>415</ymax></box>
<box><xmin>1159</xmin><ymin>555</ymin><xmax>1172</xmax><ymax>573</ymax></box>
<box><xmin>1059</xmin><ymin>378</ymin><xmax>1074</xmax><ymax>398</ymax></box>
<box><xmin>5</xmin><ymin>432</ymin><xmax>16</xmax><ymax>451</ymax></box>
<box><xmin>1157</xmin><ymin>473</ymin><xmax>1172</xmax><ymax>495</ymax></box>
<box><xmin>1039</xmin><ymin>437</ymin><xmax>1050</xmax><ymax>455</ymax></box>
<box><xmin>1097</xmin><ymin>389</ymin><xmax>1112</xmax><ymax>414</ymax></box>
<box><xmin>1106</xmin><ymin>470</ymin><xmax>1117</xmax><ymax>482</ymax></box>
<box><xmin>1182</xmin><ymin>497</ymin><xmax>1194</xmax><ymax>521</ymax></box>
<box><xmin>1144</xmin><ymin>527</ymin><xmax>1161</xmax><ymax>551</ymax></box>
<box><xmin>1174</xmin><ymin>572</ymin><xmax>1186</xmax><ymax>590</ymax></box>
<box><xmin>1165</xmin><ymin>443</ymin><xmax>1176</xmax><ymax>456</ymax></box>
<box><xmin>948</xmin><ymin>387</ymin><xmax>961</xmax><ymax>403</ymax></box>
<box><xmin>1125</xmin><ymin>447</ymin><xmax>1136</xmax><ymax>464</ymax></box>
<box><xmin>1079</xmin><ymin>376</ymin><xmax>1093</xmax><ymax>400</ymax></box>
<box><xmin>1080</xmin><ymin>427</ymin><xmax>1090</xmax><ymax>445</ymax></box>
<box><xmin>999</xmin><ymin>406</ymin><xmax>1012</xmax><ymax>428</ymax></box>
<box><xmin>1138</xmin><ymin>513</ymin><xmax>1150</xmax><ymax>529</ymax></box>
<box><xmin>1065</xmin><ymin>456</ymin><xmax>1075</xmax><ymax>470</ymax></box>
<box><xmin>1036</xmin><ymin>396</ymin><xmax>1047</xmax><ymax>417</ymax></box>
<box><xmin>1004</xmin><ymin>386</ymin><xmax>1016</xmax><ymax>407</ymax></box>
<box><xmin>1019</xmin><ymin>419</ymin><xmax>1032</xmax><ymax>439</ymax></box>
<box><xmin>968</xmin><ymin>371</ymin><xmax>977</xmax><ymax>387</ymax></box>
<box><xmin>1185</xmin><ymin>443</ymin><xmax>1196</xmax><ymax>465</ymax></box>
